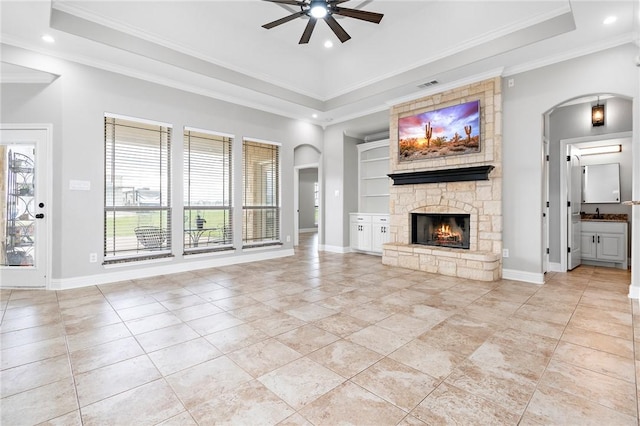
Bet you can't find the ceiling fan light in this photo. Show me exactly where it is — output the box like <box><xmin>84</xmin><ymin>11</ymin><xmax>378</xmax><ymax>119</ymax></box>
<box><xmin>310</xmin><ymin>6</ymin><xmax>327</xmax><ymax>18</ymax></box>
<box><xmin>309</xmin><ymin>1</ymin><xmax>327</xmax><ymax>18</ymax></box>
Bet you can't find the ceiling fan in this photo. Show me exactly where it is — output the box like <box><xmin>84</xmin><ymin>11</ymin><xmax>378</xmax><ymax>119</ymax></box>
<box><xmin>262</xmin><ymin>0</ymin><xmax>384</xmax><ymax>44</ymax></box>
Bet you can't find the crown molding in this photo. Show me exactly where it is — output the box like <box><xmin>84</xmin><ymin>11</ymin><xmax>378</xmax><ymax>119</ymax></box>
<box><xmin>503</xmin><ymin>33</ymin><xmax>636</xmax><ymax>77</ymax></box>
<box><xmin>0</xmin><ymin>38</ymin><xmax>318</xmax><ymax>123</ymax></box>
<box><xmin>0</xmin><ymin>72</ymin><xmax>57</xmax><ymax>84</ymax></box>
<box><xmin>51</xmin><ymin>2</ymin><xmax>325</xmax><ymax>101</ymax></box>
<box><xmin>321</xmin><ymin>3</ymin><xmax>572</xmax><ymax>101</ymax></box>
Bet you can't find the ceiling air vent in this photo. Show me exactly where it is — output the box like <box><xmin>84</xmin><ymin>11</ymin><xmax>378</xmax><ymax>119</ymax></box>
<box><xmin>417</xmin><ymin>80</ymin><xmax>439</xmax><ymax>88</ymax></box>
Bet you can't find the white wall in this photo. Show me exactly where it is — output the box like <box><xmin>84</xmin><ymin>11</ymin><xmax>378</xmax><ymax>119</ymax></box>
<box><xmin>294</xmin><ymin>144</ymin><xmax>320</xmax><ymax>167</ymax></box>
<box><xmin>503</xmin><ymin>43</ymin><xmax>638</xmax><ymax>277</ymax></box>
<box><xmin>1</xmin><ymin>45</ymin><xmax>324</xmax><ymax>286</ymax></box>
<box><xmin>321</xmin><ymin>112</ymin><xmax>389</xmax><ymax>251</ymax></box>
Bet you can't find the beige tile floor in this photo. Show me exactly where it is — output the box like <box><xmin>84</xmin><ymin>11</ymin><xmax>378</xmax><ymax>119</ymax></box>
<box><xmin>1</xmin><ymin>233</ymin><xmax>637</xmax><ymax>425</ymax></box>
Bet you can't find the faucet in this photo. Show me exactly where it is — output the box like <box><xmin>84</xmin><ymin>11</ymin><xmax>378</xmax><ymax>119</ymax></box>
<box><xmin>595</xmin><ymin>208</ymin><xmax>600</xmax><ymax>219</ymax></box>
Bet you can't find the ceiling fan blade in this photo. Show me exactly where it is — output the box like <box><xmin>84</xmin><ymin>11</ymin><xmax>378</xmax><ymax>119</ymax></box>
<box><xmin>299</xmin><ymin>18</ymin><xmax>317</xmax><ymax>44</ymax></box>
<box><xmin>263</xmin><ymin>0</ymin><xmax>305</xmax><ymax>5</ymax></box>
<box><xmin>262</xmin><ymin>11</ymin><xmax>306</xmax><ymax>29</ymax></box>
<box><xmin>334</xmin><ymin>7</ymin><xmax>384</xmax><ymax>24</ymax></box>
<box><xmin>324</xmin><ymin>15</ymin><xmax>351</xmax><ymax>43</ymax></box>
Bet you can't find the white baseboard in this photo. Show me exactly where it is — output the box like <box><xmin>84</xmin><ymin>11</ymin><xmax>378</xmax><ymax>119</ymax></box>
<box><xmin>50</xmin><ymin>249</ymin><xmax>295</xmax><ymax>291</ymax></box>
<box><xmin>502</xmin><ymin>268</ymin><xmax>545</xmax><ymax>285</ymax></box>
<box><xmin>628</xmin><ymin>285</ymin><xmax>640</xmax><ymax>299</ymax></box>
<box><xmin>299</xmin><ymin>228</ymin><xmax>318</xmax><ymax>234</ymax></box>
<box><xmin>319</xmin><ymin>244</ymin><xmax>351</xmax><ymax>254</ymax></box>
<box><xmin>548</xmin><ymin>262</ymin><xmax>564</xmax><ymax>272</ymax></box>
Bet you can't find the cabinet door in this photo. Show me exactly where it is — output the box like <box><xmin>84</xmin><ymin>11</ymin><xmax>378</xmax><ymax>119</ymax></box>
<box><xmin>597</xmin><ymin>232</ymin><xmax>625</xmax><ymax>262</ymax></box>
<box><xmin>350</xmin><ymin>221</ymin><xmax>372</xmax><ymax>251</ymax></box>
<box><xmin>358</xmin><ymin>223</ymin><xmax>372</xmax><ymax>251</ymax></box>
<box><xmin>371</xmin><ymin>224</ymin><xmax>390</xmax><ymax>253</ymax></box>
<box><xmin>580</xmin><ymin>233</ymin><xmax>597</xmax><ymax>260</ymax></box>
<box><xmin>350</xmin><ymin>222</ymin><xmax>360</xmax><ymax>250</ymax></box>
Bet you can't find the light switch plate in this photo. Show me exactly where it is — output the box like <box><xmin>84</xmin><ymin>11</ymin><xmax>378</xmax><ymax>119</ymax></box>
<box><xmin>70</xmin><ymin>180</ymin><xmax>91</xmax><ymax>191</ymax></box>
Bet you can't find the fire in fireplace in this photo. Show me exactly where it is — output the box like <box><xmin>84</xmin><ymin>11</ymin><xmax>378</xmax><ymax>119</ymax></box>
<box><xmin>411</xmin><ymin>213</ymin><xmax>470</xmax><ymax>249</ymax></box>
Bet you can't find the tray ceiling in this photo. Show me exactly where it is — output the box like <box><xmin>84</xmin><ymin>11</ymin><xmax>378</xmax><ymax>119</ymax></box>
<box><xmin>1</xmin><ymin>1</ymin><xmax>637</xmax><ymax>124</ymax></box>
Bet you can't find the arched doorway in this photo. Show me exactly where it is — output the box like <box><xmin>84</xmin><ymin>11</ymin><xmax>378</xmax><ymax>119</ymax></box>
<box><xmin>542</xmin><ymin>94</ymin><xmax>635</xmax><ymax>282</ymax></box>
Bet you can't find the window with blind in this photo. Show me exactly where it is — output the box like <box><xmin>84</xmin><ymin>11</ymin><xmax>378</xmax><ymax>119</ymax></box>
<box><xmin>104</xmin><ymin>116</ymin><xmax>171</xmax><ymax>262</ymax></box>
<box><xmin>184</xmin><ymin>129</ymin><xmax>233</xmax><ymax>253</ymax></box>
<box><xmin>242</xmin><ymin>140</ymin><xmax>280</xmax><ymax>247</ymax></box>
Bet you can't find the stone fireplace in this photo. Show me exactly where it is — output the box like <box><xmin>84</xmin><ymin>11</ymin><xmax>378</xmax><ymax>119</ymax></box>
<box><xmin>382</xmin><ymin>77</ymin><xmax>502</xmax><ymax>281</ymax></box>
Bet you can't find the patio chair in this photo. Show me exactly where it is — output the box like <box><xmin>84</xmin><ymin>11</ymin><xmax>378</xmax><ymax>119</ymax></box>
<box><xmin>134</xmin><ymin>226</ymin><xmax>166</xmax><ymax>250</ymax></box>
<box><xmin>206</xmin><ymin>225</ymin><xmax>232</xmax><ymax>245</ymax></box>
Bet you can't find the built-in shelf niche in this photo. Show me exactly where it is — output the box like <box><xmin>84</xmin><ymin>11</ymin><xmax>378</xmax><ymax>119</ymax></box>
<box><xmin>358</xmin><ymin>140</ymin><xmax>390</xmax><ymax>213</ymax></box>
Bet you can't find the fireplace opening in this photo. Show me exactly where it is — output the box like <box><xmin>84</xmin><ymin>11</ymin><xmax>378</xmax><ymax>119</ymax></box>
<box><xmin>411</xmin><ymin>213</ymin><xmax>470</xmax><ymax>249</ymax></box>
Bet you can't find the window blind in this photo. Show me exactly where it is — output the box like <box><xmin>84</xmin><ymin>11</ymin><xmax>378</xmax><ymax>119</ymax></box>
<box><xmin>104</xmin><ymin>116</ymin><xmax>171</xmax><ymax>262</ymax></box>
<box><xmin>242</xmin><ymin>140</ymin><xmax>280</xmax><ymax>247</ymax></box>
<box><xmin>183</xmin><ymin>129</ymin><xmax>233</xmax><ymax>253</ymax></box>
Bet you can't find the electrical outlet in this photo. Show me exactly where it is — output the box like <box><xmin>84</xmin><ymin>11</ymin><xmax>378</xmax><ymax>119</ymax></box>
<box><xmin>502</xmin><ymin>249</ymin><xmax>509</xmax><ymax>258</ymax></box>
<box><xmin>89</xmin><ymin>253</ymin><xmax>97</xmax><ymax>263</ymax></box>
<box><xmin>507</xmin><ymin>78</ymin><xmax>515</xmax><ymax>88</ymax></box>
<box><xmin>286</xmin><ymin>235</ymin><xmax>291</xmax><ymax>242</ymax></box>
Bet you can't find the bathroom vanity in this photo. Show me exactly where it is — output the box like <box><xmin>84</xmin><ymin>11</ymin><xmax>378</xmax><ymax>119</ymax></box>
<box><xmin>580</xmin><ymin>215</ymin><xmax>628</xmax><ymax>270</ymax></box>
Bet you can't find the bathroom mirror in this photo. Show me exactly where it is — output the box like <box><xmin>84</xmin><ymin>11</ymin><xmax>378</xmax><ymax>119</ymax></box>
<box><xmin>582</xmin><ymin>163</ymin><xmax>620</xmax><ymax>203</ymax></box>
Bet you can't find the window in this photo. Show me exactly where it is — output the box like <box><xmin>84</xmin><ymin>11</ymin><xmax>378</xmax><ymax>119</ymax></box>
<box><xmin>183</xmin><ymin>129</ymin><xmax>233</xmax><ymax>253</ymax></box>
<box><xmin>242</xmin><ymin>140</ymin><xmax>280</xmax><ymax>247</ymax></box>
<box><xmin>104</xmin><ymin>116</ymin><xmax>171</xmax><ymax>262</ymax></box>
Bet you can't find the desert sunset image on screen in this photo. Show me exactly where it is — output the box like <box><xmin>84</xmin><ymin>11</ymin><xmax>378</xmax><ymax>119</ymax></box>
<box><xmin>398</xmin><ymin>100</ymin><xmax>480</xmax><ymax>160</ymax></box>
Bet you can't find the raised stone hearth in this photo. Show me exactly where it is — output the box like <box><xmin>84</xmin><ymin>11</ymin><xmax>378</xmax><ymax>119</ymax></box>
<box><xmin>382</xmin><ymin>77</ymin><xmax>502</xmax><ymax>281</ymax></box>
<box><xmin>383</xmin><ymin>243</ymin><xmax>501</xmax><ymax>281</ymax></box>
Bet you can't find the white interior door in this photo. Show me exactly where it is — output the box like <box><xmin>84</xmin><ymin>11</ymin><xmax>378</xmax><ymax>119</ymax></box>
<box><xmin>567</xmin><ymin>145</ymin><xmax>582</xmax><ymax>270</ymax></box>
<box><xmin>0</xmin><ymin>127</ymin><xmax>49</xmax><ymax>288</ymax></box>
<box><xmin>543</xmin><ymin>138</ymin><xmax>549</xmax><ymax>273</ymax></box>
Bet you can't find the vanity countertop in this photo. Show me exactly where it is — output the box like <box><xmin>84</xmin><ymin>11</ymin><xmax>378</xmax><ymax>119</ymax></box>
<box><xmin>581</xmin><ymin>213</ymin><xmax>628</xmax><ymax>222</ymax></box>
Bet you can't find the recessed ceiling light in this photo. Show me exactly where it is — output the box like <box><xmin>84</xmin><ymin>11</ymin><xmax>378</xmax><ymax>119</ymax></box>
<box><xmin>324</xmin><ymin>40</ymin><xmax>333</xmax><ymax>48</ymax></box>
<box><xmin>41</xmin><ymin>34</ymin><xmax>55</xmax><ymax>43</ymax></box>
<box><xmin>603</xmin><ymin>16</ymin><xmax>617</xmax><ymax>25</ymax></box>
<box><xmin>312</xmin><ymin>113</ymin><xmax>318</xmax><ymax>118</ymax></box>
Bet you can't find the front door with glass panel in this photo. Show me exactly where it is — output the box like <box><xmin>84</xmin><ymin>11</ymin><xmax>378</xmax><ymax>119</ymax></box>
<box><xmin>0</xmin><ymin>128</ymin><xmax>48</xmax><ymax>288</ymax></box>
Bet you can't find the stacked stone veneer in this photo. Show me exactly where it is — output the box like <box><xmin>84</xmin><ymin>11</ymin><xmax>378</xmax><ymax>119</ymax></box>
<box><xmin>382</xmin><ymin>77</ymin><xmax>502</xmax><ymax>281</ymax></box>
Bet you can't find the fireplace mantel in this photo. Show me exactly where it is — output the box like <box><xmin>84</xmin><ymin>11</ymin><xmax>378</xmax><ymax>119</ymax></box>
<box><xmin>388</xmin><ymin>165</ymin><xmax>495</xmax><ymax>185</ymax></box>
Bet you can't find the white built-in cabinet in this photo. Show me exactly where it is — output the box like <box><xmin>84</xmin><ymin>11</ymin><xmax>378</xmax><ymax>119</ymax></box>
<box><xmin>350</xmin><ymin>214</ymin><xmax>390</xmax><ymax>254</ymax></box>
<box><xmin>580</xmin><ymin>221</ymin><xmax>628</xmax><ymax>269</ymax></box>
<box><xmin>350</xmin><ymin>140</ymin><xmax>391</xmax><ymax>254</ymax></box>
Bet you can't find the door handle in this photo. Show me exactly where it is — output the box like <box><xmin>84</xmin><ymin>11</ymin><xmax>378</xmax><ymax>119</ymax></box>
<box><xmin>35</xmin><ymin>213</ymin><xmax>45</xmax><ymax>219</ymax></box>
<box><xmin>592</xmin><ymin>236</ymin><xmax>595</xmax><ymax>243</ymax></box>
<box><xmin>597</xmin><ymin>235</ymin><xmax>600</xmax><ymax>244</ymax></box>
